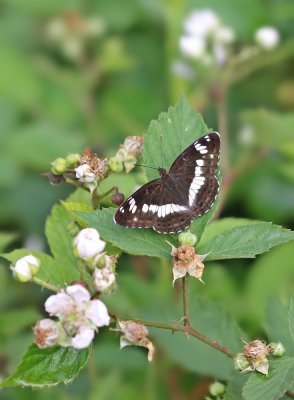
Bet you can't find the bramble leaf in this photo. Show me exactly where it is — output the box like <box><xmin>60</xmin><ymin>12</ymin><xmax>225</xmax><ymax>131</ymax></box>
<box><xmin>1</xmin><ymin>344</ymin><xmax>91</xmax><ymax>388</ymax></box>
<box><xmin>289</xmin><ymin>295</ymin><xmax>294</xmax><ymax>344</ymax></box>
<box><xmin>242</xmin><ymin>357</ymin><xmax>294</xmax><ymax>400</ymax></box>
<box><xmin>198</xmin><ymin>218</ymin><xmax>294</xmax><ymax>260</ymax></box>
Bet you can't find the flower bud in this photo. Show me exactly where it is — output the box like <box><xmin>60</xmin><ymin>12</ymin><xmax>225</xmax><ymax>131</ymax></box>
<box><xmin>178</xmin><ymin>231</ymin><xmax>197</xmax><ymax>246</ymax></box>
<box><xmin>74</xmin><ymin>228</ymin><xmax>106</xmax><ymax>260</ymax></box>
<box><xmin>108</xmin><ymin>157</ymin><xmax>124</xmax><ymax>173</ymax></box>
<box><xmin>123</xmin><ymin>136</ymin><xmax>143</xmax><ymax>157</ymax></box>
<box><xmin>111</xmin><ymin>191</ymin><xmax>124</xmax><ymax>206</ymax></box>
<box><xmin>209</xmin><ymin>381</ymin><xmax>225</xmax><ymax>396</ymax></box>
<box><xmin>234</xmin><ymin>353</ymin><xmax>250</xmax><ymax>372</ymax></box>
<box><xmin>65</xmin><ymin>153</ymin><xmax>80</xmax><ymax>167</ymax></box>
<box><xmin>33</xmin><ymin>319</ymin><xmax>61</xmax><ymax>348</ymax></box>
<box><xmin>255</xmin><ymin>27</ymin><xmax>280</xmax><ymax>50</ymax></box>
<box><xmin>268</xmin><ymin>342</ymin><xmax>285</xmax><ymax>357</ymax></box>
<box><xmin>51</xmin><ymin>157</ymin><xmax>67</xmax><ymax>175</ymax></box>
<box><xmin>93</xmin><ymin>267</ymin><xmax>116</xmax><ymax>293</ymax></box>
<box><xmin>11</xmin><ymin>255</ymin><xmax>40</xmax><ymax>282</ymax></box>
<box><xmin>94</xmin><ymin>253</ymin><xmax>106</xmax><ymax>269</ymax></box>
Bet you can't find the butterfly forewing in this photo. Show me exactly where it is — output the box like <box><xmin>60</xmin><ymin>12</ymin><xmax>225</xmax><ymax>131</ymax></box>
<box><xmin>114</xmin><ymin>132</ymin><xmax>220</xmax><ymax>233</ymax></box>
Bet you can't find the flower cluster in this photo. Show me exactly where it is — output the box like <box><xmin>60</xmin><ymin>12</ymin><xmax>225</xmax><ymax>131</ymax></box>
<box><xmin>75</xmin><ymin>149</ymin><xmax>109</xmax><ymax>193</ymax></box>
<box><xmin>34</xmin><ymin>284</ymin><xmax>110</xmax><ymax>349</ymax></box>
<box><xmin>179</xmin><ymin>9</ymin><xmax>235</xmax><ymax>66</ymax></box>
<box><xmin>45</xmin><ymin>10</ymin><xmax>105</xmax><ymax>61</ymax></box>
<box><xmin>234</xmin><ymin>339</ymin><xmax>285</xmax><ymax>376</ymax></box>
<box><xmin>108</xmin><ymin>136</ymin><xmax>143</xmax><ymax>173</ymax></box>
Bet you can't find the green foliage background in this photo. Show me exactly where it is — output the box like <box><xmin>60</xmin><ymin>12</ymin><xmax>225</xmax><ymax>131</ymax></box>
<box><xmin>0</xmin><ymin>0</ymin><xmax>293</xmax><ymax>398</ymax></box>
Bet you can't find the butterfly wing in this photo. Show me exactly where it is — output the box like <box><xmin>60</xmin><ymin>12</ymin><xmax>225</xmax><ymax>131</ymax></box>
<box><xmin>114</xmin><ymin>177</ymin><xmax>193</xmax><ymax>233</ymax></box>
<box><xmin>114</xmin><ymin>132</ymin><xmax>220</xmax><ymax>234</ymax></box>
<box><xmin>169</xmin><ymin>131</ymin><xmax>220</xmax><ymax>216</ymax></box>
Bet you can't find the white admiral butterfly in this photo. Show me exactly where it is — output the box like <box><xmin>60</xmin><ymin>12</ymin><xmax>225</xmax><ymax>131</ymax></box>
<box><xmin>114</xmin><ymin>132</ymin><xmax>220</xmax><ymax>234</ymax></box>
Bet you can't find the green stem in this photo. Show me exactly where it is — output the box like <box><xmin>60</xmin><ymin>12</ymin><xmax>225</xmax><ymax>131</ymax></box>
<box><xmin>182</xmin><ymin>275</ymin><xmax>190</xmax><ymax>326</ymax></box>
<box><xmin>32</xmin><ymin>277</ymin><xmax>60</xmax><ymax>292</ymax></box>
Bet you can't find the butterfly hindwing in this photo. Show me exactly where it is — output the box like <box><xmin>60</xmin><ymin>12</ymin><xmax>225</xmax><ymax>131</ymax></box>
<box><xmin>114</xmin><ymin>132</ymin><xmax>220</xmax><ymax>234</ymax></box>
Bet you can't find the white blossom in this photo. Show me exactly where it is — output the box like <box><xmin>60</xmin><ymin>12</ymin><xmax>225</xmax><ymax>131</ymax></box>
<box><xmin>11</xmin><ymin>254</ymin><xmax>40</xmax><ymax>282</ymax></box>
<box><xmin>74</xmin><ymin>228</ymin><xmax>106</xmax><ymax>260</ymax></box>
<box><xmin>44</xmin><ymin>284</ymin><xmax>110</xmax><ymax>349</ymax></box>
<box><xmin>255</xmin><ymin>27</ymin><xmax>280</xmax><ymax>50</ymax></box>
<box><xmin>179</xmin><ymin>35</ymin><xmax>206</xmax><ymax>59</ymax></box>
<box><xmin>75</xmin><ymin>164</ymin><xmax>96</xmax><ymax>183</ymax></box>
<box><xmin>184</xmin><ymin>9</ymin><xmax>220</xmax><ymax>37</ymax></box>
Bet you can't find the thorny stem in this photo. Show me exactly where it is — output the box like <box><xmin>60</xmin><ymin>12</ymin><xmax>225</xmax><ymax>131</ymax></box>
<box><xmin>128</xmin><ymin>317</ymin><xmax>235</xmax><ymax>358</ymax></box>
<box><xmin>32</xmin><ymin>277</ymin><xmax>60</xmax><ymax>292</ymax></box>
<box><xmin>182</xmin><ymin>275</ymin><xmax>190</xmax><ymax>326</ymax></box>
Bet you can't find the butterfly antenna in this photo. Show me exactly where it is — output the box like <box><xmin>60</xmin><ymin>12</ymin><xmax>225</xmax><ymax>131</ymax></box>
<box><xmin>160</xmin><ymin>133</ymin><xmax>163</xmax><ymax>169</ymax></box>
<box><xmin>133</xmin><ymin>163</ymin><xmax>158</xmax><ymax>171</ymax></box>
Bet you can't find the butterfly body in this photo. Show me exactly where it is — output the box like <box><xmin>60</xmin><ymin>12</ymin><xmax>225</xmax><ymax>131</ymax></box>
<box><xmin>114</xmin><ymin>132</ymin><xmax>220</xmax><ymax>234</ymax></box>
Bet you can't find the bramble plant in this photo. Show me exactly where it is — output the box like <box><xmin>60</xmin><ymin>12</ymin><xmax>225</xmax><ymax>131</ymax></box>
<box><xmin>1</xmin><ymin>98</ymin><xmax>294</xmax><ymax>400</ymax></box>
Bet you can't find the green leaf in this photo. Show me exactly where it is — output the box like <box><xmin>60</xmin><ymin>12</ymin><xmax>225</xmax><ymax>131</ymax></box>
<box><xmin>77</xmin><ymin>208</ymin><xmax>175</xmax><ymax>258</ymax></box>
<box><xmin>148</xmin><ymin>298</ymin><xmax>244</xmax><ymax>380</ymax></box>
<box><xmin>197</xmin><ymin>218</ymin><xmax>294</xmax><ymax>260</ymax></box>
<box><xmin>263</xmin><ymin>297</ymin><xmax>294</xmax><ymax>357</ymax></box>
<box><xmin>245</xmin><ymin>242</ymin><xmax>294</xmax><ymax>326</ymax></box>
<box><xmin>45</xmin><ymin>204</ymin><xmax>80</xmax><ymax>284</ymax></box>
<box><xmin>1</xmin><ymin>344</ymin><xmax>91</xmax><ymax>388</ymax></box>
<box><xmin>289</xmin><ymin>295</ymin><xmax>294</xmax><ymax>343</ymax></box>
<box><xmin>242</xmin><ymin>357</ymin><xmax>294</xmax><ymax>400</ymax></box>
<box><xmin>224</xmin><ymin>373</ymin><xmax>248</xmax><ymax>400</ymax></box>
<box><xmin>62</xmin><ymin>201</ymin><xmax>92</xmax><ymax>227</ymax></box>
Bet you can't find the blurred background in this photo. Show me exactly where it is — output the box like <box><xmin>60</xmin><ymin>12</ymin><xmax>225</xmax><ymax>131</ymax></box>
<box><xmin>0</xmin><ymin>0</ymin><xmax>293</xmax><ymax>398</ymax></box>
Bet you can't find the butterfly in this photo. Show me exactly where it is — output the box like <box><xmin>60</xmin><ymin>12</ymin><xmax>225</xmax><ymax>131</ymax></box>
<box><xmin>114</xmin><ymin>132</ymin><xmax>220</xmax><ymax>234</ymax></box>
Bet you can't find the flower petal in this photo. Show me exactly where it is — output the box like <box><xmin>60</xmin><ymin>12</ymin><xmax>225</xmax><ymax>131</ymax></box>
<box><xmin>66</xmin><ymin>284</ymin><xmax>91</xmax><ymax>303</ymax></box>
<box><xmin>85</xmin><ymin>299</ymin><xmax>110</xmax><ymax>327</ymax></box>
<box><xmin>71</xmin><ymin>327</ymin><xmax>95</xmax><ymax>349</ymax></box>
<box><xmin>45</xmin><ymin>292</ymin><xmax>73</xmax><ymax>316</ymax></box>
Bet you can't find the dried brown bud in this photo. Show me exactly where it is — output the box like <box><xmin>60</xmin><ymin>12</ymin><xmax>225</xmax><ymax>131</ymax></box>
<box><xmin>123</xmin><ymin>136</ymin><xmax>143</xmax><ymax>157</ymax></box>
<box><xmin>243</xmin><ymin>340</ymin><xmax>269</xmax><ymax>361</ymax></box>
<box><xmin>171</xmin><ymin>244</ymin><xmax>206</xmax><ymax>284</ymax></box>
<box><xmin>111</xmin><ymin>191</ymin><xmax>125</xmax><ymax>206</ymax></box>
<box><xmin>79</xmin><ymin>148</ymin><xmax>109</xmax><ymax>180</ymax></box>
<box><xmin>42</xmin><ymin>172</ymin><xmax>66</xmax><ymax>185</ymax></box>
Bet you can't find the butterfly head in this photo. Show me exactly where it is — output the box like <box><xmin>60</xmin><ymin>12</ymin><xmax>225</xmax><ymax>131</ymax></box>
<box><xmin>158</xmin><ymin>167</ymin><xmax>167</xmax><ymax>177</ymax></box>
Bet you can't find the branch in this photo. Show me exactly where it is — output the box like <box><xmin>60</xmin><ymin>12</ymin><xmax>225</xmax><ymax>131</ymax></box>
<box><xmin>129</xmin><ymin>318</ymin><xmax>236</xmax><ymax>358</ymax></box>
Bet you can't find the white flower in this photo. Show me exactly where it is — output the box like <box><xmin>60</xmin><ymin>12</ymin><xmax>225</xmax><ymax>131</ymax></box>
<box><xmin>179</xmin><ymin>35</ymin><xmax>206</xmax><ymax>59</ymax></box>
<box><xmin>75</xmin><ymin>164</ymin><xmax>96</xmax><ymax>183</ymax></box>
<box><xmin>184</xmin><ymin>9</ymin><xmax>220</xmax><ymax>37</ymax></box>
<box><xmin>255</xmin><ymin>27</ymin><xmax>280</xmax><ymax>50</ymax></box>
<box><xmin>74</xmin><ymin>228</ymin><xmax>106</xmax><ymax>260</ymax></box>
<box><xmin>119</xmin><ymin>321</ymin><xmax>155</xmax><ymax>362</ymax></box>
<box><xmin>11</xmin><ymin>254</ymin><xmax>40</xmax><ymax>282</ymax></box>
<box><xmin>44</xmin><ymin>284</ymin><xmax>110</xmax><ymax>349</ymax></box>
<box><xmin>93</xmin><ymin>267</ymin><xmax>116</xmax><ymax>293</ymax></box>
<box><xmin>33</xmin><ymin>319</ymin><xmax>60</xmax><ymax>348</ymax></box>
